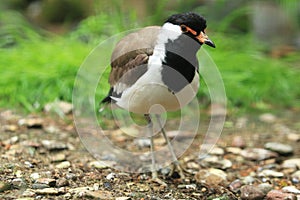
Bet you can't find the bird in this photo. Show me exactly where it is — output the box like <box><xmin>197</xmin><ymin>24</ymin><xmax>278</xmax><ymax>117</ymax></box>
<box><xmin>101</xmin><ymin>12</ymin><xmax>215</xmax><ymax>184</ymax></box>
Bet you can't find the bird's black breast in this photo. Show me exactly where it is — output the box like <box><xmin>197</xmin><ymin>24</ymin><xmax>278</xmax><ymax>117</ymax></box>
<box><xmin>161</xmin><ymin>36</ymin><xmax>199</xmax><ymax>93</ymax></box>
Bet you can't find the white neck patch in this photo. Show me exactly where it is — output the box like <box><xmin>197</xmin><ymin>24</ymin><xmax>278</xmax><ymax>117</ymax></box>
<box><xmin>149</xmin><ymin>22</ymin><xmax>182</xmax><ymax>65</ymax></box>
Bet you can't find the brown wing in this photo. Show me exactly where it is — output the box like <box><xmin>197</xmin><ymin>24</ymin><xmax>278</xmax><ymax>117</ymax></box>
<box><xmin>109</xmin><ymin>26</ymin><xmax>161</xmax><ymax>86</ymax></box>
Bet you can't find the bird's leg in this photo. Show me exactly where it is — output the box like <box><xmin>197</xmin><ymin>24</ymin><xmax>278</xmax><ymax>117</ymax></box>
<box><xmin>144</xmin><ymin>114</ymin><xmax>167</xmax><ymax>186</ymax></box>
<box><xmin>144</xmin><ymin>114</ymin><xmax>157</xmax><ymax>178</ymax></box>
<box><xmin>155</xmin><ymin>114</ymin><xmax>185</xmax><ymax>179</ymax></box>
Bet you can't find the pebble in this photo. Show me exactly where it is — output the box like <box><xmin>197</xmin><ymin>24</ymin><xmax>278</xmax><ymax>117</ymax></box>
<box><xmin>226</xmin><ymin>147</ymin><xmax>242</xmax><ymax>154</ymax></box>
<box><xmin>259</xmin><ymin>113</ymin><xmax>277</xmax><ymax>123</ymax></box>
<box><xmin>18</xmin><ymin>118</ymin><xmax>43</xmax><ymax>128</ymax></box>
<box><xmin>2</xmin><ymin>124</ymin><xmax>18</xmax><ymax>132</ymax></box>
<box><xmin>30</xmin><ymin>173</ymin><xmax>40</xmax><ymax>180</ymax></box>
<box><xmin>242</xmin><ymin>176</ymin><xmax>256</xmax><ymax>185</ymax></box>
<box><xmin>282</xmin><ymin>186</ymin><xmax>300</xmax><ymax>194</ymax></box>
<box><xmin>44</xmin><ymin>101</ymin><xmax>73</xmax><ymax>115</ymax></box>
<box><xmin>266</xmin><ymin>190</ymin><xmax>296</xmax><ymax>200</ymax></box>
<box><xmin>0</xmin><ymin>181</ymin><xmax>10</xmax><ymax>192</ymax></box>
<box><xmin>12</xmin><ymin>178</ymin><xmax>26</xmax><ymax>189</ymax></box>
<box><xmin>240</xmin><ymin>148</ymin><xmax>278</xmax><ymax>161</ymax></box>
<box><xmin>292</xmin><ymin>170</ymin><xmax>300</xmax><ymax>179</ymax></box>
<box><xmin>258</xmin><ymin>169</ymin><xmax>284</xmax><ymax>178</ymax></box>
<box><xmin>2</xmin><ymin>136</ymin><xmax>19</xmax><ymax>145</ymax></box>
<box><xmin>282</xmin><ymin>158</ymin><xmax>300</xmax><ymax>170</ymax></box>
<box><xmin>195</xmin><ymin>168</ymin><xmax>227</xmax><ymax>185</ymax></box>
<box><xmin>32</xmin><ymin>183</ymin><xmax>49</xmax><ymax>189</ymax></box>
<box><xmin>22</xmin><ymin>189</ymin><xmax>35</xmax><ymax>197</ymax></box>
<box><xmin>229</xmin><ymin>179</ymin><xmax>243</xmax><ymax>192</ymax></box>
<box><xmin>134</xmin><ymin>138</ymin><xmax>151</xmax><ymax>148</ymax></box>
<box><xmin>106</xmin><ymin>173</ymin><xmax>116</xmax><ymax>180</ymax></box>
<box><xmin>177</xmin><ymin>184</ymin><xmax>197</xmax><ymax>190</ymax></box>
<box><xmin>56</xmin><ymin>178</ymin><xmax>69</xmax><ymax>187</ymax></box>
<box><xmin>41</xmin><ymin>140</ymin><xmax>68</xmax><ymax>151</ymax></box>
<box><xmin>116</xmin><ymin>197</ymin><xmax>131</xmax><ymax>200</ymax></box>
<box><xmin>34</xmin><ymin>188</ymin><xmax>59</xmax><ymax>195</ymax></box>
<box><xmin>264</xmin><ymin>142</ymin><xmax>293</xmax><ymax>155</ymax></box>
<box><xmin>240</xmin><ymin>185</ymin><xmax>265</xmax><ymax>200</ymax></box>
<box><xmin>88</xmin><ymin>161</ymin><xmax>108</xmax><ymax>169</ymax></box>
<box><xmin>201</xmin><ymin>156</ymin><xmax>232</xmax><ymax>169</ymax></box>
<box><xmin>50</xmin><ymin>153</ymin><xmax>66</xmax><ymax>162</ymax></box>
<box><xmin>35</xmin><ymin>178</ymin><xmax>56</xmax><ymax>187</ymax></box>
<box><xmin>55</xmin><ymin>161</ymin><xmax>71</xmax><ymax>169</ymax></box>
<box><xmin>232</xmin><ymin>135</ymin><xmax>246</xmax><ymax>148</ymax></box>
<box><xmin>287</xmin><ymin>133</ymin><xmax>300</xmax><ymax>142</ymax></box>
<box><xmin>258</xmin><ymin>183</ymin><xmax>273</xmax><ymax>194</ymax></box>
<box><xmin>209</xmin><ymin>147</ymin><xmax>225</xmax><ymax>155</ymax></box>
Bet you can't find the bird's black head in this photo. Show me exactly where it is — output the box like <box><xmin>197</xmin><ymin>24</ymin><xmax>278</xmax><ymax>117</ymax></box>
<box><xmin>165</xmin><ymin>12</ymin><xmax>215</xmax><ymax>48</ymax></box>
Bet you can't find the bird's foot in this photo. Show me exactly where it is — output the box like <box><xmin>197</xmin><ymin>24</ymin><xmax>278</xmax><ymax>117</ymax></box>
<box><xmin>168</xmin><ymin>161</ymin><xmax>186</xmax><ymax>179</ymax></box>
<box><xmin>150</xmin><ymin>171</ymin><xmax>167</xmax><ymax>187</ymax></box>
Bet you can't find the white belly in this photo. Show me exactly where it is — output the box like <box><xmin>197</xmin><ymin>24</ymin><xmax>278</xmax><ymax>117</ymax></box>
<box><xmin>113</xmin><ymin>69</ymin><xmax>199</xmax><ymax>114</ymax></box>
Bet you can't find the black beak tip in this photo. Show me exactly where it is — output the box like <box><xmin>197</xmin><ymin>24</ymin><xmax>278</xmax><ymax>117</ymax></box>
<box><xmin>205</xmin><ymin>40</ymin><xmax>216</xmax><ymax>48</ymax></box>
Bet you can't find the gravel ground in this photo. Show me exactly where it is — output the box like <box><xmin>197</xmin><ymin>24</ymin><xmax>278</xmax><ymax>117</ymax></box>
<box><xmin>0</xmin><ymin>107</ymin><xmax>299</xmax><ymax>200</ymax></box>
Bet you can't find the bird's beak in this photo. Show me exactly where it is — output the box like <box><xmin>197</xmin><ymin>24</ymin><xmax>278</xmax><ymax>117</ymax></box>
<box><xmin>197</xmin><ymin>31</ymin><xmax>216</xmax><ymax>48</ymax></box>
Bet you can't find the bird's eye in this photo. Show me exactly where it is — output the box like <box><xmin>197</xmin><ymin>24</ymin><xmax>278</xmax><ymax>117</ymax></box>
<box><xmin>180</xmin><ymin>25</ymin><xmax>188</xmax><ymax>32</ymax></box>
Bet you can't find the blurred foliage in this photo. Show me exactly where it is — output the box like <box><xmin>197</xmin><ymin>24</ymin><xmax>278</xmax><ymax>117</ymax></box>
<box><xmin>0</xmin><ymin>0</ymin><xmax>299</xmax><ymax>114</ymax></box>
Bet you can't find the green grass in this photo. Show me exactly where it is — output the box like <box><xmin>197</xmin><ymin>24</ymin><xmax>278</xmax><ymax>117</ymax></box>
<box><xmin>0</xmin><ymin>12</ymin><xmax>299</xmax><ymax>114</ymax></box>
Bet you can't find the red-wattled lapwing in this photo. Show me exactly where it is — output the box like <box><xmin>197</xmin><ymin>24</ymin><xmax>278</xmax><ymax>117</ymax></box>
<box><xmin>101</xmin><ymin>12</ymin><xmax>215</xmax><ymax>183</ymax></box>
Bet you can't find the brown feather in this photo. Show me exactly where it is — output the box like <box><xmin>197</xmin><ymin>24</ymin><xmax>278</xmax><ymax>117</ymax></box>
<box><xmin>109</xmin><ymin>26</ymin><xmax>160</xmax><ymax>86</ymax></box>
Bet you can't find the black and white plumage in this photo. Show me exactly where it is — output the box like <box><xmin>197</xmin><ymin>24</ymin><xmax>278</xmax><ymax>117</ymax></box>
<box><xmin>101</xmin><ymin>12</ymin><xmax>215</xmax><ymax>182</ymax></box>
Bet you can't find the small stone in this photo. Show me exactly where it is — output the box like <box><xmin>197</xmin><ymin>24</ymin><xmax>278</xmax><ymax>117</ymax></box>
<box><xmin>116</xmin><ymin>197</ymin><xmax>131</xmax><ymax>200</ymax></box>
<box><xmin>287</xmin><ymin>133</ymin><xmax>300</xmax><ymax>142</ymax></box>
<box><xmin>292</xmin><ymin>170</ymin><xmax>300</xmax><ymax>180</ymax></box>
<box><xmin>18</xmin><ymin>118</ymin><xmax>43</xmax><ymax>128</ymax></box>
<box><xmin>243</xmin><ymin>176</ymin><xmax>256</xmax><ymax>185</ymax></box>
<box><xmin>177</xmin><ymin>184</ymin><xmax>197</xmax><ymax>190</ymax></box>
<box><xmin>186</xmin><ymin>162</ymin><xmax>200</xmax><ymax>170</ymax></box>
<box><xmin>266</xmin><ymin>190</ymin><xmax>296</xmax><ymax>200</ymax></box>
<box><xmin>50</xmin><ymin>153</ymin><xmax>66</xmax><ymax>162</ymax></box>
<box><xmin>56</xmin><ymin>178</ymin><xmax>69</xmax><ymax>187</ymax></box>
<box><xmin>30</xmin><ymin>173</ymin><xmax>40</xmax><ymax>180</ymax></box>
<box><xmin>44</xmin><ymin>101</ymin><xmax>73</xmax><ymax>115</ymax></box>
<box><xmin>258</xmin><ymin>183</ymin><xmax>273</xmax><ymax>194</ymax></box>
<box><xmin>235</xmin><ymin>117</ymin><xmax>248</xmax><ymax>129</ymax></box>
<box><xmin>106</xmin><ymin>173</ymin><xmax>116</xmax><ymax>180</ymax></box>
<box><xmin>55</xmin><ymin>161</ymin><xmax>71</xmax><ymax>169</ymax></box>
<box><xmin>12</xmin><ymin>178</ymin><xmax>26</xmax><ymax>189</ymax></box>
<box><xmin>32</xmin><ymin>183</ymin><xmax>49</xmax><ymax>189</ymax></box>
<box><xmin>0</xmin><ymin>181</ymin><xmax>10</xmax><ymax>192</ymax></box>
<box><xmin>35</xmin><ymin>188</ymin><xmax>59</xmax><ymax>195</ymax></box>
<box><xmin>282</xmin><ymin>158</ymin><xmax>300</xmax><ymax>170</ymax></box>
<box><xmin>22</xmin><ymin>189</ymin><xmax>35</xmax><ymax>197</ymax></box>
<box><xmin>240</xmin><ymin>148</ymin><xmax>278</xmax><ymax>161</ymax></box>
<box><xmin>264</xmin><ymin>142</ymin><xmax>293</xmax><ymax>155</ymax></box>
<box><xmin>258</xmin><ymin>169</ymin><xmax>284</xmax><ymax>178</ymax></box>
<box><xmin>2</xmin><ymin>124</ymin><xmax>18</xmax><ymax>132</ymax></box>
<box><xmin>82</xmin><ymin>190</ymin><xmax>113</xmax><ymax>199</ymax></box>
<box><xmin>88</xmin><ymin>161</ymin><xmax>108</xmax><ymax>169</ymax></box>
<box><xmin>226</xmin><ymin>147</ymin><xmax>242</xmax><ymax>154</ymax></box>
<box><xmin>259</xmin><ymin>113</ymin><xmax>277</xmax><ymax>123</ymax></box>
<box><xmin>195</xmin><ymin>168</ymin><xmax>227</xmax><ymax>185</ymax></box>
<box><xmin>232</xmin><ymin>136</ymin><xmax>246</xmax><ymax>148</ymax></box>
<box><xmin>282</xmin><ymin>186</ymin><xmax>300</xmax><ymax>194</ymax></box>
<box><xmin>41</xmin><ymin>140</ymin><xmax>68</xmax><ymax>151</ymax></box>
<box><xmin>66</xmin><ymin>173</ymin><xmax>77</xmax><ymax>180</ymax></box>
<box><xmin>3</xmin><ymin>136</ymin><xmax>19</xmax><ymax>145</ymax></box>
<box><xmin>209</xmin><ymin>147</ymin><xmax>225</xmax><ymax>155</ymax></box>
<box><xmin>229</xmin><ymin>179</ymin><xmax>243</xmax><ymax>192</ymax></box>
<box><xmin>35</xmin><ymin>178</ymin><xmax>56</xmax><ymax>187</ymax></box>
<box><xmin>240</xmin><ymin>185</ymin><xmax>265</xmax><ymax>200</ymax></box>
<box><xmin>44</xmin><ymin>125</ymin><xmax>60</xmax><ymax>134</ymax></box>
<box><xmin>134</xmin><ymin>138</ymin><xmax>151</xmax><ymax>148</ymax></box>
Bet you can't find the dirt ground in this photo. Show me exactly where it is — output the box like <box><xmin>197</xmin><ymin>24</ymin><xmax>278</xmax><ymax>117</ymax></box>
<box><xmin>0</xmin><ymin>109</ymin><xmax>299</xmax><ymax>199</ymax></box>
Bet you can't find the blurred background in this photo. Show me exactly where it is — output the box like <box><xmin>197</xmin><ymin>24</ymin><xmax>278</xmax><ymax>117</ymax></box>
<box><xmin>0</xmin><ymin>0</ymin><xmax>299</xmax><ymax>116</ymax></box>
